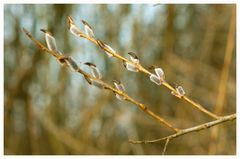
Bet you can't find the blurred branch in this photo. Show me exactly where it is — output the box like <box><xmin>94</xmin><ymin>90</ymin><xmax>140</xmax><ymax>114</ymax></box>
<box><xmin>209</xmin><ymin>6</ymin><xmax>236</xmax><ymax>154</ymax></box>
<box><xmin>22</xmin><ymin>28</ymin><xmax>179</xmax><ymax>132</ymax></box>
<box><xmin>37</xmin><ymin>113</ymin><xmax>101</xmax><ymax>153</ymax></box>
<box><xmin>26</xmin><ymin>96</ymin><xmax>37</xmax><ymax>154</ymax></box>
<box><xmin>214</xmin><ymin>5</ymin><xmax>235</xmax><ymax>119</ymax></box>
<box><xmin>129</xmin><ymin>113</ymin><xmax>236</xmax><ymax>144</ymax></box>
<box><xmin>67</xmin><ymin>16</ymin><xmax>221</xmax><ymax>120</ymax></box>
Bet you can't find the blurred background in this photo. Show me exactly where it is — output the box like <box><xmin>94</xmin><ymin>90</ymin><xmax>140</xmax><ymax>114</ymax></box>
<box><xmin>4</xmin><ymin>4</ymin><xmax>236</xmax><ymax>155</ymax></box>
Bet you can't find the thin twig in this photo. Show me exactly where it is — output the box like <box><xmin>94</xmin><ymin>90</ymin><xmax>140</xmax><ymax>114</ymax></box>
<box><xmin>129</xmin><ymin>113</ymin><xmax>235</xmax><ymax>144</ymax></box>
<box><xmin>162</xmin><ymin>138</ymin><xmax>170</xmax><ymax>155</ymax></box>
<box><xmin>67</xmin><ymin>16</ymin><xmax>221</xmax><ymax>119</ymax></box>
<box><xmin>22</xmin><ymin>28</ymin><xmax>179</xmax><ymax>132</ymax></box>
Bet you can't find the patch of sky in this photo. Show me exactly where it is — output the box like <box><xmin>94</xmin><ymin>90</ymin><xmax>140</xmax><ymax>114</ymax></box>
<box><xmin>8</xmin><ymin>4</ymin><xmax>24</xmax><ymax>17</ymax></box>
<box><xmin>118</xmin><ymin>16</ymin><xmax>132</xmax><ymax>48</ymax></box>
<box><xmin>142</xmin><ymin>4</ymin><xmax>158</xmax><ymax>25</ymax></box>
<box><xmin>4</xmin><ymin>11</ymin><xmax>16</xmax><ymax>43</ymax></box>
<box><xmin>107</xmin><ymin>4</ymin><xmax>118</xmax><ymax>14</ymax></box>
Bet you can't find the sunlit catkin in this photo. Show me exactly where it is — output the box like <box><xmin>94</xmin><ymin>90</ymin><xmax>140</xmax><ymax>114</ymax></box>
<box><xmin>123</xmin><ymin>61</ymin><xmax>139</xmax><ymax>72</ymax></box>
<box><xmin>176</xmin><ymin>86</ymin><xmax>185</xmax><ymax>96</ymax></box>
<box><xmin>155</xmin><ymin>68</ymin><xmax>165</xmax><ymax>81</ymax></box>
<box><xmin>40</xmin><ymin>29</ymin><xmax>58</xmax><ymax>52</ymax></box>
<box><xmin>84</xmin><ymin>62</ymin><xmax>102</xmax><ymax>79</ymax></box>
<box><xmin>128</xmin><ymin>52</ymin><xmax>139</xmax><ymax>64</ymax></box>
<box><xmin>150</xmin><ymin>74</ymin><xmax>162</xmax><ymax>85</ymax></box>
<box><xmin>96</xmin><ymin>39</ymin><xmax>114</xmax><ymax>57</ymax></box>
<box><xmin>113</xmin><ymin>80</ymin><xmax>125</xmax><ymax>100</ymax></box>
<box><xmin>67</xmin><ymin>16</ymin><xmax>83</xmax><ymax>37</ymax></box>
<box><xmin>81</xmin><ymin>20</ymin><xmax>95</xmax><ymax>38</ymax></box>
<box><xmin>65</xmin><ymin>57</ymin><xmax>79</xmax><ymax>72</ymax></box>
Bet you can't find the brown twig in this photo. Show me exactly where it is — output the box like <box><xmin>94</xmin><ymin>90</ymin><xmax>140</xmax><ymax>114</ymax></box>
<box><xmin>162</xmin><ymin>138</ymin><xmax>170</xmax><ymax>155</ymax></box>
<box><xmin>129</xmin><ymin>113</ymin><xmax>236</xmax><ymax>144</ymax></box>
<box><xmin>22</xmin><ymin>28</ymin><xmax>179</xmax><ymax>132</ymax></box>
<box><xmin>67</xmin><ymin>16</ymin><xmax>221</xmax><ymax>119</ymax></box>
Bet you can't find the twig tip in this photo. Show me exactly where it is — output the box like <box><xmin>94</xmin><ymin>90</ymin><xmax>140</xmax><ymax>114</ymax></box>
<box><xmin>67</xmin><ymin>15</ymin><xmax>73</xmax><ymax>23</ymax></box>
<box><xmin>40</xmin><ymin>28</ymin><xmax>46</xmax><ymax>33</ymax></box>
<box><xmin>22</xmin><ymin>27</ymin><xmax>29</xmax><ymax>34</ymax></box>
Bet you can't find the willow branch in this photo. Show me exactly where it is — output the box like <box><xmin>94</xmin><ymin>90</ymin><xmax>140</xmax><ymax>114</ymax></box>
<box><xmin>22</xmin><ymin>28</ymin><xmax>179</xmax><ymax>132</ymax></box>
<box><xmin>68</xmin><ymin>16</ymin><xmax>221</xmax><ymax>119</ymax></box>
<box><xmin>129</xmin><ymin>113</ymin><xmax>236</xmax><ymax>144</ymax></box>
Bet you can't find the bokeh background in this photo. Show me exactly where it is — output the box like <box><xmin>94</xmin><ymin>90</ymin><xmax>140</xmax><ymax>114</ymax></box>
<box><xmin>4</xmin><ymin>4</ymin><xmax>236</xmax><ymax>155</ymax></box>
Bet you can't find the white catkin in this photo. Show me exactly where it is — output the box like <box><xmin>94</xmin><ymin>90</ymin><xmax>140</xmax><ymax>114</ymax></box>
<box><xmin>84</xmin><ymin>25</ymin><xmax>95</xmax><ymax>38</ymax></box>
<box><xmin>176</xmin><ymin>86</ymin><xmax>185</xmax><ymax>96</ymax></box>
<box><xmin>128</xmin><ymin>52</ymin><xmax>139</xmax><ymax>64</ymax></box>
<box><xmin>90</xmin><ymin>66</ymin><xmax>102</xmax><ymax>79</ymax></box>
<box><xmin>104</xmin><ymin>44</ymin><xmax>116</xmax><ymax>57</ymax></box>
<box><xmin>45</xmin><ymin>34</ymin><xmax>57</xmax><ymax>51</ymax></box>
<box><xmin>126</xmin><ymin>62</ymin><xmax>139</xmax><ymax>72</ymax></box>
<box><xmin>114</xmin><ymin>82</ymin><xmax>125</xmax><ymax>92</ymax></box>
<box><xmin>149</xmin><ymin>74</ymin><xmax>162</xmax><ymax>85</ymax></box>
<box><xmin>155</xmin><ymin>68</ymin><xmax>165</xmax><ymax>80</ymax></box>
<box><xmin>66</xmin><ymin>57</ymin><xmax>79</xmax><ymax>72</ymax></box>
<box><xmin>115</xmin><ymin>94</ymin><xmax>125</xmax><ymax>100</ymax></box>
<box><xmin>130</xmin><ymin>55</ymin><xmax>139</xmax><ymax>64</ymax></box>
<box><xmin>171</xmin><ymin>86</ymin><xmax>185</xmax><ymax>98</ymax></box>
<box><xmin>70</xmin><ymin>25</ymin><xmax>82</xmax><ymax>37</ymax></box>
<box><xmin>113</xmin><ymin>81</ymin><xmax>125</xmax><ymax>100</ymax></box>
